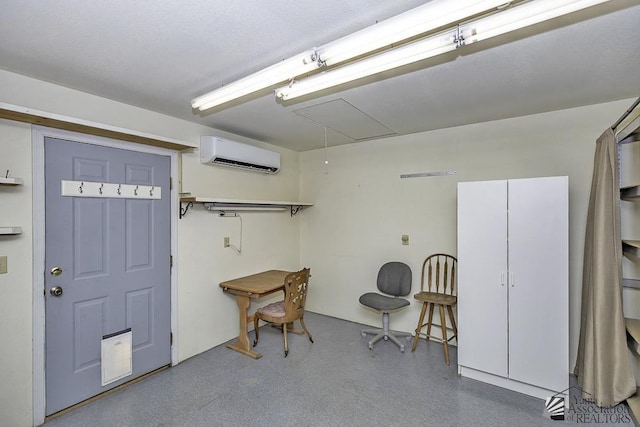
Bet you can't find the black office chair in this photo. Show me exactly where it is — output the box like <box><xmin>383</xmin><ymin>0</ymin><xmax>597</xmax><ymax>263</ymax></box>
<box><xmin>359</xmin><ymin>262</ymin><xmax>412</xmax><ymax>352</ymax></box>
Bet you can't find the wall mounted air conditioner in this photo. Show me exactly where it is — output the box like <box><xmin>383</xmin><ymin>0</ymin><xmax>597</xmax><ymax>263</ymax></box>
<box><xmin>200</xmin><ymin>136</ymin><xmax>280</xmax><ymax>174</ymax></box>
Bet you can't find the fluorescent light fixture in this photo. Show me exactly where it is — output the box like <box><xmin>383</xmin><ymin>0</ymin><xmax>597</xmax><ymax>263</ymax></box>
<box><xmin>276</xmin><ymin>0</ymin><xmax>611</xmax><ymax>101</ymax></box>
<box><xmin>463</xmin><ymin>0</ymin><xmax>610</xmax><ymax>44</ymax></box>
<box><xmin>192</xmin><ymin>1</ymin><xmax>509</xmax><ymax>111</ymax></box>
<box><xmin>192</xmin><ymin>50</ymin><xmax>320</xmax><ymax>111</ymax></box>
<box><xmin>203</xmin><ymin>203</ymin><xmax>287</xmax><ymax>212</ymax></box>
<box><xmin>276</xmin><ymin>32</ymin><xmax>455</xmax><ymax>101</ymax></box>
<box><xmin>317</xmin><ymin>0</ymin><xmax>510</xmax><ymax>66</ymax></box>
<box><xmin>194</xmin><ymin>0</ymin><xmax>611</xmax><ymax>109</ymax></box>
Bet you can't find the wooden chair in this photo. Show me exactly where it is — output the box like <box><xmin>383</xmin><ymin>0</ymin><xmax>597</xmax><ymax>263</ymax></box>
<box><xmin>253</xmin><ymin>268</ymin><xmax>313</xmax><ymax>357</ymax></box>
<box><xmin>411</xmin><ymin>254</ymin><xmax>457</xmax><ymax>365</ymax></box>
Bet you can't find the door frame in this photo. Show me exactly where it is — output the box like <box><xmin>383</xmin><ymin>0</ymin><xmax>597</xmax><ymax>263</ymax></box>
<box><xmin>32</xmin><ymin>126</ymin><xmax>180</xmax><ymax>424</ymax></box>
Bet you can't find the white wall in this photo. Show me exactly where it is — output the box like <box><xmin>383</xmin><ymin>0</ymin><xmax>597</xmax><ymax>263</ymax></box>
<box><xmin>0</xmin><ymin>69</ymin><xmax>302</xmax><ymax>427</ymax></box>
<box><xmin>0</xmin><ymin>119</ymin><xmax>34</xmax><ymax>427</ymax></box>
<box><xmin>299</xmin><ymin>99</ymin><xmax>635</xmax><ymax>370</ymax></box>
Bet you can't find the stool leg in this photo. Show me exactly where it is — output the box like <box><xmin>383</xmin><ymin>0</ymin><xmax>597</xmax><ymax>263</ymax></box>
<box><xmin>447</xmin><ymin>305</ymin><xmax>458</xmax><ymax>340</ymax></box>
<box><xmin>412</xmin><ymin>302</ymin><xmax>428</xmax><ymax>352</ymax></box>
<box><xmin>426</xmin><ymin>303</ymin><xmax>435</xmax><ymax>339</ymax></box>
<box><xmin>439</xmin><ymin>305</ymin><xmax>450</xmax><ymax>365</ymax></box>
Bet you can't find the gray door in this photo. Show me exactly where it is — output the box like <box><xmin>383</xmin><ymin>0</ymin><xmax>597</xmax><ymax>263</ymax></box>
<box><xmin>45</xmin><ymin>137</ymin><xmax>171</xmax><ymax>415</ymax></box>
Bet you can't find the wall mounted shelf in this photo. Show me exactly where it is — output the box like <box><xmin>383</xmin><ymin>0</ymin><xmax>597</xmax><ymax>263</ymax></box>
<box><xmin>623</xmin><ymin>240</ymin><xmax>640</xmax><ymax>258</ymax></box>
<box><xmin>621</xmin><ymin>183</ymin><xmax>640</xmax><ymax>200</ymax></box>
<box><xmin>627</xmin><ymin>317</ymin><xmax>640</xmax><ymax>354</ymax></box>
<box><xmin>179</xmin><ymin>197</ymin><xmax>313</xmax><ymax>218</ymax></box>
<box><xmin>0</xmin><ymin>177</ymin><xmax>23</xmax><ymax>185</ymax></box>
<box><xmin>0</xmin><ymin>226</ymin><xmax>23</xmax><ymax>235</ymax></box>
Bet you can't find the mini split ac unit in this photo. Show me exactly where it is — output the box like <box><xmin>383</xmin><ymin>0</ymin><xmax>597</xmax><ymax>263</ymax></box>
<box><xmin>200</xmin><ymin>136</ymin><xmax>280</xmax><ymax>174</ymax></box>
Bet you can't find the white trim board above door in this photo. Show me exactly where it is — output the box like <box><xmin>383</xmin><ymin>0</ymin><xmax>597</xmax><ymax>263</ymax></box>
<box><xmin>31</xmin><ymin>126</ymin><xmax>180</xmax><ymax>425</ymax></box>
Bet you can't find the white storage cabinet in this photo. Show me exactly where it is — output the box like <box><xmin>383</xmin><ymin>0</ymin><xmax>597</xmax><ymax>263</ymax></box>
<box><xmin>457</xmin><ymin>176</ymin><xmax>569</xmax><ymax>400</ymax></box>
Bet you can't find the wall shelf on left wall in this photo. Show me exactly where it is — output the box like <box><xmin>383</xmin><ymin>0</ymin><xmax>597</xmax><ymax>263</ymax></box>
<box><xmin>0</xmin><ymin>176</ymin><xmax>23</xmax><ymax>185</ymax></box>
<box><xmin>0</xmin><ymin>226</ymin><xmax>22</xmax><ymax>235</ymax></box>
<box><xmin>1</xmin><ymin>175</ymin><xmax>24</xmax><ymax>235</ymax></box>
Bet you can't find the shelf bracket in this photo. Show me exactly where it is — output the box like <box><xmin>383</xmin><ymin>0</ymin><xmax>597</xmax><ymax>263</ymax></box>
<box><xmin>180</xmin><ymin>201</ymin><xmax>193</xmax><ymax>219</ymax></box>
<box><xmin>291</xmin><ymin>205</ymin><xmax>304</xmax><ymax>217</ymax></box>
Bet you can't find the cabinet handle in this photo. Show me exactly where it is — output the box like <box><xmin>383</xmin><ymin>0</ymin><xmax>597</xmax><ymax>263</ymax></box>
<box><xmin>509</xmin><ymin>271</ymin><xmax>515</xmax><ymax>287</ymax></box>
<box><xmin>500</xmin><ymin>272</ymin><xmax>505</xmax><ymax>287</ymax></box>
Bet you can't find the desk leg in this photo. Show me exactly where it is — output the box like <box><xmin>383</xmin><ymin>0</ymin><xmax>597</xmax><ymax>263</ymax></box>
<box><xmin>226</xmin><ymin>295</ymin><xmax>262</xmax><ymax>359</ymax></box>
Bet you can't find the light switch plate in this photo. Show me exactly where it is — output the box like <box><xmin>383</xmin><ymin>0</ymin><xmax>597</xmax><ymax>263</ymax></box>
<box><xmin>0</xmin><ymin>256</ymin><xmax>7</xmax><ymax>274</ymax></box>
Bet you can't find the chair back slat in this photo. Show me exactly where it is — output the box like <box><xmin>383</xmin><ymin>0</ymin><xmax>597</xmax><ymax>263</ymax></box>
<box><xmin>421</xmin><ymin>254</ymin><xmax>457</xmax><ymax>296</ymax></box>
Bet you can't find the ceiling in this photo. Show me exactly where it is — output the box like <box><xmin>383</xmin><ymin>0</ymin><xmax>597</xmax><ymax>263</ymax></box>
<box><xmin>0</xmin><ymin>1</ymin><xmax>638</xmax><ymax>152</ymax></box>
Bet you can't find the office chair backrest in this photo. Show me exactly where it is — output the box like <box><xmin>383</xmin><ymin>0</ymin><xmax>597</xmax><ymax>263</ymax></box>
<box><xmin>421</xmin><ymin>254</ymin><xmax>457</xmax><ymax>296</ymax></box>
<box><xmin>283</xmin><ymin>267</ymin><xmax>310</xmax><ymax>320</ymax></box>
<box><xmin>377</xmin><ymin>262</ymin><xmax>412</xmax><ymax>297</ymax></box>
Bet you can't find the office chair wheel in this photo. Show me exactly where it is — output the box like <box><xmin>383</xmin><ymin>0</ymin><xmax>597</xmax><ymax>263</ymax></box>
<box><xmin>400</xmin><ymin>345</ymin><xmax>405</xmax><ymax>353</ymax></box>
<box><xmin>361</xmin><ymin>331</ymin><xmax>366</xmax><ymax>338</ymax></box>
<box><xmin>384</xmin><ymin>336</ymin><xmax>388</xmax><ymax>341</ymax></box>
<box><xmin>368</xmin><ymin>343</ymin><xmax>373</xmax><ymax>350</ymax></box>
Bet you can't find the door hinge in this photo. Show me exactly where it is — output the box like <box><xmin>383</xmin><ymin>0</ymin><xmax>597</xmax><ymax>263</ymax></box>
<box><xmin>170</xmin><ymin>177</ymin><xmax>173</xmax><ymax>190</ymax></box>
<box><xmin>170</xmin><ymin>332</ymin><xmax>173</xmax><ymax>346</ymax></box>
<box><xmin>170</xmin><ymin>255</ymin><xmax>173</xmax><ymax>268</ymax></box>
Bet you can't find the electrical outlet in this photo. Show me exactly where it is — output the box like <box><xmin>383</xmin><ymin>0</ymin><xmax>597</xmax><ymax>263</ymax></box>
<box><xmin>401</xmin><ymin>235</ymin><xmax>409</xmax><ymax>246</ymax></box>
<box><xmin>0</xmin><ymin>256</ymin><xmax>7</xmax><ymax>274</ymax></box>
<box><xmin>224</xmin><ymin>237</ymin><xmax>230</xmax><ymax>248</ymax></box>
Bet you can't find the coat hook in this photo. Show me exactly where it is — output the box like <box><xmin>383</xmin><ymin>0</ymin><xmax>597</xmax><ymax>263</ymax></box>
<box><xmin>134</xmin><ymin>185</ymin><xmax>139</xmax><ymax>196</ymax></box>
<box><xmin>99</xmin><ymin>183</ymin><xmax>104</xmax><ymax>195</ymax></box>
<box><xmin>150</xmin><ymin>186</ymin><xmax>154</xmax><ymax>196</ymax></box>
<box><xmin>117</xmin><ymin>184</ymin><xmax>121</xmax><ymax>195</ymax></box>
<box><xmin>79</xmin><ymin>182</ymin><xmax>84</xmax><ymax>194</ymax></box>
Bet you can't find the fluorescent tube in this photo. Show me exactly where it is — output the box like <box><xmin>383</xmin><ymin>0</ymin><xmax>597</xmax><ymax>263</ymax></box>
<box><xmin>192</xmin><ymin>50</ymin><xmax>319</xmax><ymax>111</ymax></box>
<box><xmin>463</xmin><ymin>0</ymin><xmax>611</xmax><ymax>44</ymax></box>
<box><xmin>276</xmin><ymin>33</ymin><xmax>455</xmax><ymax>101</ymax></box>
<box><xmin>204</xmin><ymin>203</ymin><xmax>287</xmax><ymax>212</ymax></box>
<box><xmin>317</xmin><ymin>0</ymin><xmax>510</xmax><ymax>66</ymax></box>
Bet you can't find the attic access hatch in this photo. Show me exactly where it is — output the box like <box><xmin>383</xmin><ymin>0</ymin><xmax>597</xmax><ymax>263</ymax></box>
<box><xmin>179</xmin><ymin>197</ymin><xmax>313</xmax><ymax>218</ymax></box>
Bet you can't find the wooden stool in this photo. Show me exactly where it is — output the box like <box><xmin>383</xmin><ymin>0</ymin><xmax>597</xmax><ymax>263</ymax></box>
<box><xmin>411</xmin><ymin>254</ymin><xmax>457</xmax><ymax>365</ymax></box>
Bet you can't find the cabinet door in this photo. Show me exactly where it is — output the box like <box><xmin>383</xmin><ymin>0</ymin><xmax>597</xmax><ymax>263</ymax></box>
<box><xmin>508</xmin><ymin>177</ymin><xmax>568</xmax><ymax>392</ymax></box>
<box><xmin>457</xmin><ymin>180</ymin><xmax>509</xmax><ymax>377</ymax></box>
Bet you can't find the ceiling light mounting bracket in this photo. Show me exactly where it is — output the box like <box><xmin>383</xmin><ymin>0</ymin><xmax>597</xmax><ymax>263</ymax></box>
<box><xmin>454</xmin><ymin>25</ymin><xmax>465</xmax><ymax>48</ymax></box>
<box><xmin>311</xmin><ymin>49</ymin><xmax>326</xmax><ymax>67</ymax></box>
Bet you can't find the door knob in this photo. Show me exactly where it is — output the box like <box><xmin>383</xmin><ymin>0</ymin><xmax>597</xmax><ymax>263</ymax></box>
<box><xmin>50</xmin><ymin>267</ymin><xmax>63</xmax><ymax>276</ymax></box>
<box><xmin>50</xmin><ymin>286</ymin><xmax>63</xmax><ymax>297</ymax></box>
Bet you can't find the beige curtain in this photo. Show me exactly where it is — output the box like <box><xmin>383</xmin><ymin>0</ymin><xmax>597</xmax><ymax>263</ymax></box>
<box><xmin>575</xmin><ymin>127</ymin><xmax>635</xmax><ymax>407</ymax></box>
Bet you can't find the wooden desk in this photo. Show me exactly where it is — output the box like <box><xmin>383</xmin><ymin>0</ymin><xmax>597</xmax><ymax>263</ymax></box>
<box><xmin>220</xmin><ymin>270</ymin><xmax>290</xmax><ymax>359</ymax></box>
